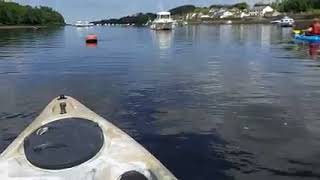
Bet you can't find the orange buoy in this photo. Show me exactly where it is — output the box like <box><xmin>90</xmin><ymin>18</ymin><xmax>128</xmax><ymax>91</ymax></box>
<box><xmin>86</xmin><ymin>34</ymin><xmax>98</xmax><ymax>43</ymax></box>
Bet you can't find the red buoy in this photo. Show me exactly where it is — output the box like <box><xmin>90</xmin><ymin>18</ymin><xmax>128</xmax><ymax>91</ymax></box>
<box><xmin>86</xmin><ymin>34</ymin><xmax>98</xmax><ymax>43</ymax></box>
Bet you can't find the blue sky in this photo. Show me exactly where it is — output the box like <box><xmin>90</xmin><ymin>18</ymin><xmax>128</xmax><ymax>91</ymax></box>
<box><xmin>15</xmin><ymin>0</ymin><xmax>265</xmax><ymax>23</ymax></box>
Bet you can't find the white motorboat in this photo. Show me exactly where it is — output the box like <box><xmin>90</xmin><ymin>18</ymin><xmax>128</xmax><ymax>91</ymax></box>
<box><xmin>225</xmin><ymin>20</ymin><xmax>233</xmax><ymax>25</ymax></box>
<box><xmin>270</xmin><ymin>20</ymin><xmax>281</xmax><ymax>24</ymax></box>
<box><xmin>151</xmin><ymin>12</ymin><xmax>174</xmax><ymax>30</ymax></box>
<box><xmin>0</xmin><ymin>95</ymin><xmax>177</xmax><ymax>180</ymax></box>
<box><xmin>279</xmin><ymin>16</ymin><xmax>295</xmax><ymax>27</ymax></box>
<box><xmin>74</xmin><ymin>21</ymin><xmax>94</xmax><ymax>27</ymax></box>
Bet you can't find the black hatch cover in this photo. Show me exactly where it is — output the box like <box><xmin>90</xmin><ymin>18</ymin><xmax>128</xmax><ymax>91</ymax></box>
<box><xmin>24</xmin><ymin>118</ymin><xmax>104</xmax><ymax>170</ymax></box>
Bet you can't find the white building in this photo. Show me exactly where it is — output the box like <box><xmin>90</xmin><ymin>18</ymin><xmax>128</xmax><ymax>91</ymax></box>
<box><xmin>234</xmin><ymin>12</ymin><xmax>250</xmax><ymax>18</ymax></box>
<box><xmin>209</xmin><ymin>8</ymin><xmax>220</xmax><ymax>14</ymax></box>
<box><xmin>200</xmin><ymin>15</ymin><xmax>211</xmax><ymax>19</ymax></box>
<box><xmin>219</xmin><ymin>11</ymin><xmax>234</xmax><ymax>19</ymax></box>
<box><xmin>249</xmin><ymin>5</ymin><xmax>274</xmax><ymax>16</ymax></box>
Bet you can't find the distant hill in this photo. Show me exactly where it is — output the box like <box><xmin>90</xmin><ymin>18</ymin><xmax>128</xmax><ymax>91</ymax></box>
<box><xmin>92</xmin><ymin>2</ymin><xmax>252</xmax><ymax>25</ymax></box>
<box><xmin>92</xmin><ymin>13</ymin><xmax>156</xmax><ymax>26</ymax></box>
<box><xmin>210</xmin><ymin>2</ymin><xmax>249</xmax><ymax>10</ymax></box>
<box><xmin>0</xmin><ymin>2</ymin><xmax>65</xmax><ymax>25</ymax></box>
<box><xmin>93</xmin><ymin>5</ymin><xmax>197</xmax><ymax>26</ymax></box>
<box><xmin>169</xmin><ymin>5</ymin><xmax>196</xmax><ymax>16</ymax></box>
<box><xmin>209</xmin><ymin>4</ymin><xmax>231</xmax><ymax>9</ymax></box>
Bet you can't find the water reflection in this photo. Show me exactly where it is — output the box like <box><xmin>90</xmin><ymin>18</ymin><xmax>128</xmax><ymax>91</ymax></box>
<box><xmin>231</xmin><ymin>25</ymin><xmax>245</xmax><ymax>43</ymax></box>
<box><xmin>288</xmin><ymin>40</ymin><xmax>320</xmax><ymax>60</ymax></box>
<box><xmin>86</xmin><ymin>42</ymin><xmax>98</xmax><ymax>48</ymax></box>
<box><xmin>309</xmin><ymin>43</ymin><xmax>320</xmax><ymax>60</ymax></box>
<box><xmin>219</xmin><ymin>25</ymin><xmax>232</xmax><ymax>44</ymax></box>
<box><xmin>260</xmin><ymin>25</ymin><xmax>271</xmax><ymax>48</ymax></box>
<box><xmin>280</xmin><ymin>27</ymin><xmax>293</xmax><ymax>42</ymax></box>
<box><xmin>75</xmin><ymin>26</ymin><xmax>96</xmax><ymax>39</ymax></box>
<box><xmin>151</xmin><ymin>30</ymin><xmax>173</xmax><ymax>50</ymax></box>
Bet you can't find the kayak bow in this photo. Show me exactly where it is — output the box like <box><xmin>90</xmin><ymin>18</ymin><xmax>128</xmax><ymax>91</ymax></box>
<box><xmin>0</xmin><ymin>95</ymin><xmax>177</xmax><ymax>180</ymax></box>
<box><xmin>294</xmin><ymin>34</ymin><xmax>320</xmax><ymax>43</ymax></box>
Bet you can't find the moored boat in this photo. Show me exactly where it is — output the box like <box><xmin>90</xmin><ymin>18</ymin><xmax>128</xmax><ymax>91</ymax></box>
<box><xmin>270</xmin><ymin>20</ymin><xmax>281</xmax><ymax>24</ymax></box>
<box><xmin>0</xmin><ymin>95</ymin><xmax>177</xmax><ymax>180</ymax></box>
<box><xmin>225</xmin><ymin>20</ymin><xmax>232</xmax><ymax>25</ymax></box>
<box><xmin>151</xmin><ymin>12</ymin><xmax>174</xmax><ymax>30</ymax></box>
<box><xmin>279</xmin><ymin>16</ymin><xmax>295</xmax><ymax>27</ymax></box>
<box><xmin>75</xmin><ymin>21</ymin><xmax>94</xmax><ymax>27</ymax></box>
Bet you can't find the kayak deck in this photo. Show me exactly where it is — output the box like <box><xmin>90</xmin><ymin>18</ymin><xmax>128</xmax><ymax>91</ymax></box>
<box><xmin>0</xmin><ymin>96</ymin><xmax>176</xmax><ymax>180</ymax></box>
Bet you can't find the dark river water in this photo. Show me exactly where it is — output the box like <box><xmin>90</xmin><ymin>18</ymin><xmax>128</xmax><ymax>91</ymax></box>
<box><xmin>1</xmin><ymin>25</ymin><xmax>320</xmax><ymax>180</ymax></box>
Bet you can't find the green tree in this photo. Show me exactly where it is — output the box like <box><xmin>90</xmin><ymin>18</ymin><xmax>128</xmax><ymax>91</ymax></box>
<box><xmin>233</xmin><ymin>2</ymin><xmax>249</xmax><ymax>10</ymax></box>
<box><xmin>0</xmin><ymin>1</ymin><xmax>64</xmax><ymax>25</ymax></box>
<box><xmin>169</xmin><ymin>5</ymin><xmax>196</xmax><ymax>16</ymax></box>
<box><xmin>277</xmin><ymin>0</ymin><xmax>320</xmax><ymax>12</ymax></box>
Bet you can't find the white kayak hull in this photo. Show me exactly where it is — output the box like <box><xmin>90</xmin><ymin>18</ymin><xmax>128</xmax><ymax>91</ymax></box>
<box><xmin>0</xmin><ymin>96</ymin><xmax>177</xmax><ymax>180</ymax></box>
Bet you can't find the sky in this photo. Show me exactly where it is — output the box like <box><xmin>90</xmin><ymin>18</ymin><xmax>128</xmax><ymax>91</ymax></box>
<box><xmin>14</xmin><ymin>0</ymin><xmax>269</xmax><ymax>23</ymax></box>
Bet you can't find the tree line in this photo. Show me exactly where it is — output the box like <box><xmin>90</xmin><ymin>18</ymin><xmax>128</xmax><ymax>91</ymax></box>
<box><xmin>273</xmin><ymin>0</ymin><xmax>320</xmax><ymax>13</ymax></box>
<box><xmin>169</xmin><ymin>3</ymin><xmax>249</xmax><ymax>16</ymax></box>
<box><xmin>0</xmin><ymin>1</ymin><xmax>65</xmax><ymax>25</ymax></box>
<box><xmin>92</xmin><ymin>13</ymin><xmax>156</xmax><ymax>26</ymax></box>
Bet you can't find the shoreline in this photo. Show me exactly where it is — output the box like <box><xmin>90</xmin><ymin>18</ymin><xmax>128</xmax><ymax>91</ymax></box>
<box><xmin>185</xmin><ymin>17</ymin><xmax>314</xmax><ymax>26</ymax></box>
<box><xmin>0</xmin><ymin>25</ymin><xmax>47</xmax><ymax>30</ymax></box>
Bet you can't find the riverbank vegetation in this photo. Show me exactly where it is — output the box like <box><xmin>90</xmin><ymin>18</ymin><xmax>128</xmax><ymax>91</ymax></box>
<box><xmin>0</xmin><ymin>1</ymin><xmax>65</xmax><ymax>25</ymax></box>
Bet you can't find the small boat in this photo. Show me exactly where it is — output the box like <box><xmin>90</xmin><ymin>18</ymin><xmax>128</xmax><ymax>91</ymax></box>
<box><xmin>151</xmin><ymin>12</ymin><xmax>174</xmax><ymax>30</ymax></box>
<box><xmin>74</xmin><ymin>21</ymin><xmax>94</xmax><ymax>27</ymax></box>
<box><xmin>270</xmin><ymin>20</ymin><xmax>281</xmax><ymax>24</ymax></box>
<box><xmin>225</xmin><ymin>20</ymin><xmax>232</xmax><ymax>25</ymax></box>
<box><xmin>86</xmin><ymin>34</ymin><xmax>98</xmax><ymax>43</ymax></box>
<box><xmin>0</xmin><ymin>95</ymin><xmax>177</xmax><ymax>180</ymax></box>
<box><xmin>294</xmin><ymin>34</ymin><xmax>320</xmax><ymax>42</ymax></box>
<box><xmin>279</xmin><ymin>16</ymin><xmax>295</xmax><ymax>27</ymax></box>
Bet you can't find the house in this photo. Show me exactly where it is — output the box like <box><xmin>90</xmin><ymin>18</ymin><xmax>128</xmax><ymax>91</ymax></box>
<box><xmin>264</xmin><ymin>11</ymin><xmax>281</xmax><ymax>17</ymax></box>
<box><xmin>249</xmin><ymin>5</ymin><xmax>274</xmax><ymax>17</ymax></box>
<box><xmin>234</xmin><ymin>11</ymin><xmax>250</xmax><ymax>18</ymax></box>
<box><xmin>186</xmin><ymin>13</ymin><xmax>198</xmax><ymax>20</ymax></box>
<box><xmin>200</xmin><ymin>15</ymin><xmax>211</xmax><ymax>19</ymax></box>
<box><xmin>219</xmin><ymin>10</ymin><xmax>234</xmax><ymax>19</ymax></box>
<box><xmin>229</xmin><ymin>7</ymin><xmax>241</xmax><ymax>13</ymax></box>
<box><xmin>209</xmin><ymin>8</ymin><xmax>220</xmax><ymax>14</ymax></box>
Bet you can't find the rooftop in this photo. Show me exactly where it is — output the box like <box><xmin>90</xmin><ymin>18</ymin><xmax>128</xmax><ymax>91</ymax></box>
<box><xmin>252</xmin><ymin>5</ymin><xmax>272</xmax><ymax>11</ymax></box>
<box><xmin>157</xmin><ymin>12</ymin><xmax>171</xmax><ymax>15</ymax></box>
